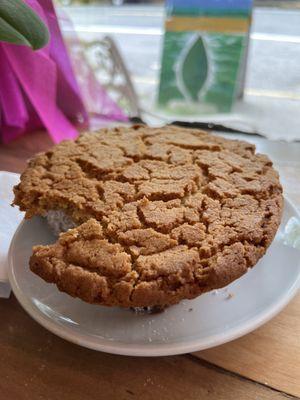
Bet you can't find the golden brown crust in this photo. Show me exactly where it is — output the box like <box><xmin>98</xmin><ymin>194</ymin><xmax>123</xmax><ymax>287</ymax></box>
<box><xmin>14</xmin><ymin>125</ymin><xmax>283</xmax><ymax>307</ymax></box>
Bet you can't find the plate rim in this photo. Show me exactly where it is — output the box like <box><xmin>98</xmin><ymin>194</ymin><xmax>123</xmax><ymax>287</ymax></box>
<box><xmin>8</xmin><ymin>197</ymin><xmax>300</xmax><ymax>357</ymax></box>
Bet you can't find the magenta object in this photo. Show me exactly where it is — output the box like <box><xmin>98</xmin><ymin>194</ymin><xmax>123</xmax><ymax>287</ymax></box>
<box><xmin>0</xmin><ymin>0</ymin><xmax>127</xmax><ymax>144</ymax></box>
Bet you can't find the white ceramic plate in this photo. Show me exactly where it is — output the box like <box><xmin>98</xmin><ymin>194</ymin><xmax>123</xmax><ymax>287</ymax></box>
<box><xmin>8</xmin><ymin>199</ymin><xmax>300</xmax><ymax>357</ymax></box>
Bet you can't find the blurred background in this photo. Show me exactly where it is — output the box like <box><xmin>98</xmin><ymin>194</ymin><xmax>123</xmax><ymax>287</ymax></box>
<box><xmin>56</xmin><ymin>1</ymin><xmax>300</xmax><ymax>5</ymax></box>
<box><xmin>51</xmin><ymin>0</ymin><xmax>300</xmax><ymax>141</ymax></box>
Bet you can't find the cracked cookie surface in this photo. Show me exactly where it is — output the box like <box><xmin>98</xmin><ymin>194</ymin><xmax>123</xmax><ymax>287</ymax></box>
<box><xmin>14</xmin><ymin>125</ymin><xmax>283</xmax><ymax>307</ymax></box>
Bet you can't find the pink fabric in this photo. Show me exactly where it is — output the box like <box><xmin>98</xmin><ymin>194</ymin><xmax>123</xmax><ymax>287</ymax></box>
<box><xmin>0</xmin><ymin>46</ymin><xmax>28</xmax><ymax>142</ymax></box>
<box><xmin>41</xmin><ymin>0</ymin><xmax>89</xmax><ymax>125</ymax></box>
<box><xmin>0</xmin><ymin>0</ymin><xmax>127</xmax><ymax>143</ymax></box>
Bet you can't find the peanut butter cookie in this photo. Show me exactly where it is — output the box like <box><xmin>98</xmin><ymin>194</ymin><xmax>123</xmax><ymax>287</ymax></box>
<box><xmin>14</xmin><ymin>125</ymin><xmax>283</xmax><ymax>307</ymax></box>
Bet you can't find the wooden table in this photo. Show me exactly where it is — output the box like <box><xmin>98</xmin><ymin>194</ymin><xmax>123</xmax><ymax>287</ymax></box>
<box><xmin>0</xmin><ymin>131</ymin><xmax>299</xmax><ymax>400</ymax></box>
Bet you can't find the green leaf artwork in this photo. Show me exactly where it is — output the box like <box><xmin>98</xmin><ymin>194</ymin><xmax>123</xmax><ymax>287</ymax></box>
<box><xmin>158</xmin><ymin>31</ymin><xmax>247</xmax><ymax>114</ymax></box>
<box><xmin>0</xmin><ymin>0</ymin><xmax>49</xmax><ymax>50</ymax></box>
<box><xmin>175</xmin><ymin>35</ymin><xmax>208</xmax><ymax>102</ymax></box>
<box><xmin>158</xmin><ymin>1</ymin><xmax>252</xmax><ymax>114</ymax></box>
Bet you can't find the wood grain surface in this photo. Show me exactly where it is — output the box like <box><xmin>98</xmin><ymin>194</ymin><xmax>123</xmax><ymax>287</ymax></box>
<box><xmin>0</xmin><ymin>296</ymin><xmax>294</xmax><ymax>400</ymax></box>
<box><xmin>195</xmin><ymin>294</ymin><xmax>300</xmax><ymax>398</ymax></box>
<box><xmin>0</xmin><ymin>130</ymin><xmax>299</xmax><ymax>400</ymax></box>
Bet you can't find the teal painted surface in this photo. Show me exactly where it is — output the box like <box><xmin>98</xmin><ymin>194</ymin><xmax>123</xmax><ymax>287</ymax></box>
<box><xmin>167</xmin><ymin>8</ymin><xmax>250</xmax><ymax>18</ymax></box>
<box><xmin>166</xmin><ymin>0</ymin><xmax>253</xmax><ymax>10</ymax></box>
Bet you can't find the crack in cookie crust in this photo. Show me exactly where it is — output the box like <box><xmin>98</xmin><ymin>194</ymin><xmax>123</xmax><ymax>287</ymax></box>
<box><xmin>14</xmin><ymin>125</ymin><xmax>283</xmax><ymax>307</ymax></box>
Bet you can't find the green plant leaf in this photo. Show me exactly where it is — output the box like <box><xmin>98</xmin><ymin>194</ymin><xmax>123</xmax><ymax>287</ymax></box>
<box><xmin>0</xmin><ymin>16</ymin><xmax>31</xmax><ymax>47</ymax></box>
<box><xmin>0</xmin><ymin>0</ymin><xmax>49</xmax><ymax>50</ymax></box>
<box><xmin>181</xmin><ymin>36</ymin><xmax>208</xmax><ymax>101</ymax></box>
